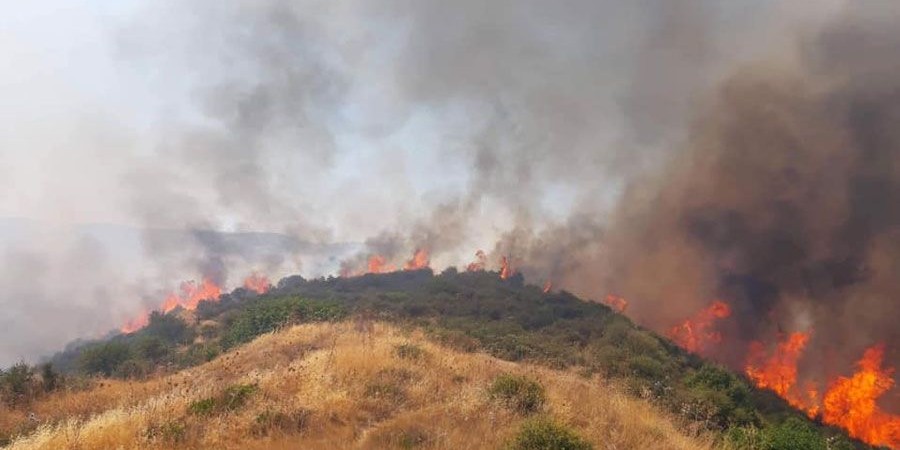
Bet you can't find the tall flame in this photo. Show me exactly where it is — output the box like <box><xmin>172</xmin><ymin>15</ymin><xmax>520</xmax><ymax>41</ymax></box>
<box><xmin>822</xmin><ymin>345</ymin><xmax>900</xmax><ymax>449</ymax></box>
<box><xmin>243</xmin><ymin>273</ymin><xmax>271</xmax><ymax>294</ymax></box>
<box><xmin>543</xmin><ymin>280</ymin><xmax>552</xmax><ymax>293</ymax></box>
<box><xmin>499</xmin><ymin>256</ymin><xmax>513</xmax><ymax>280</ymax></box>
<box><xmin>404</xmin><ymin>249</ymin><xmax>430</xmax><ymax>270</ymax></box>
<box><xmin>667</xmin><ymin>300</ymin><xmax>731</xmax><ymax>354</ymax></box>
<box><xmin>466</xmin><ymin>250</ymin><xmax>487</xmax><ymax>272</ymax></box>
<box><xmin>745</xmin><ymin>331</ymin><xmax>818</xmax><ymax>416</ymax></box>
<box><xmin>602</xmin><ymin>294</ymin><xmax>629</xmax><ymax>313</ymax></box>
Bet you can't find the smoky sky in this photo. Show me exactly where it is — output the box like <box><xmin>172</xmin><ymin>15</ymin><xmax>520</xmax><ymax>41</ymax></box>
<box><xmin>0</xmin><ymin>0</ymin><xmax>868</xmax><ymax>370</ymax></box>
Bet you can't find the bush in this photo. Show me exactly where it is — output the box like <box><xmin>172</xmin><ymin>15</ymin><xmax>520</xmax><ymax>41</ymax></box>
<box><xmin>0</xmin><ymin>362</ymin><xmax>35</xmax><ymax>406</ymax></box>
<box><xmin>78</xmin><ymin>341</ymin><xmax>133</xmax><ymax>376</ymax></box>
<box><xmin>508</xmin><ymin>417</ymin><xmax>592</xmax><ymax>450</ymax></box>
<box><xmin>222</xmin><ymin>298</ymin><xmax>345</xmax><ymax>348</ymax></box>
<box><xmin>189</xmin><ymin>383</ymin><xmax>258</xmax><ymax>416</ymax></box>
<box><xmin>252</xmin><ymin>408</ymin><xmax>311</xmax><ymax>436</ymax></box>
<box><xmin>394</xmin><ymin>343</ymin><xmax>426</xmax><ymax>361</ymax></box>
<box><xmin>489</xmin><ymin>374</ymin><xmax>546</xmax><ymax>415</ymax></box>
<box><xmin>761</xmin><ymin>417</ymin><xmax>826</xmax><ymax>450</ymax></box>
<box><xmin>142</xmin><ymin>312</ymin><xmax>194</xmax><ymax>344</ymax></box>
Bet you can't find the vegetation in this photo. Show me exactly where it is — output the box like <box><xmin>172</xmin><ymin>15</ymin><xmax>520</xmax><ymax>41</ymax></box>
<box><xmin>0</xmin><ymin>269</ymin><xmax>875</xmax><ymax>448</ymax></box>
<box><xmin>508</xmin><ymin>417</ymin><xmax>593</xmax><ymax>450</ymax></box>
<box><xmin>1</xmin><ymin>322</ymin><xmax>717</xmax><ymax>449</ymax></box>
<box><xmin>488</xmin><ymin>374</ymin><xmax>546</xmax><ymax>415</ymax></box>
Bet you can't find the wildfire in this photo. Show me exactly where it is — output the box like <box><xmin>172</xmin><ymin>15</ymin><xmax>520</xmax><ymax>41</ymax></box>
<box><xmin>120</xmin><ymin>311</ymin><xmax>149</xmax><ymax>334</ymax></box>
<box><xmin>543</xmin><ymin>280</ymin><xmax>552</xmax><ymax>293</ymax></box>
<box><xmin>120</xmin><ymin>277</ymin><xmax>222</xmax><ymax>334</ymax></box>
<box><xmin>367</xmin><ymin>255</ymin><xmax>396</xmax><ymax>274</ymax></box>
<box><xmin>602</xmin><ymin>294</ymin><xmax>629</xmax><ymax>313</ymax></box>
<box><xmin>466</xmin><ymin>250</ymin><xmax>487</xmax><ymax>272</ymax></box>
<box><xmin>667</xmin><ymin>300</ymin><xmax>731</xmax><ymax>354</ymax></box>
<box><xmin>822</xmin><ymin>345</ymin><xmax>900</xmax><ymax>449</ymax></box>
<box><xmin>745</xmin><ymin>331</ymin><xmax>818</xmax><ymax>416</ymax></box>
<box><xmin>499</xmin><ymin>256</ymin><xmax>513</xmax><ymax>280</ymax></box>
<box><xmin>404</xmin><ymin>249</ymin><xmax>430</xmax><ymax>270</ymax></box>
<box><xmin>243</xmin><ymin>273</ymin><xmax>271</xmax><ymax>294</ymax></box>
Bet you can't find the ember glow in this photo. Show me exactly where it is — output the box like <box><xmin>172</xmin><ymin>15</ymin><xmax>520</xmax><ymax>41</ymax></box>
<box><xmin>243</xmin><ymin>273</ymin><xmax>271</xmax><ymax>294</ymax></box>
<box><xmin>404</xmin><ymin>249</ymin><xmax>430</xmax><ymax>271</ymax></box>
<box><xmin>602</xmin><ymin>294</ymin><xmax>628</xmax><ymax>313</ymax></box>
<box><xmin>745</xmin><ymin>332</ymin><xmax>818</xmax><ymax>416</ymax></box>
<box><xmin>667</xmin><ymin>301</ymin><xmax>731</xmax><ymax>354</ymax></box>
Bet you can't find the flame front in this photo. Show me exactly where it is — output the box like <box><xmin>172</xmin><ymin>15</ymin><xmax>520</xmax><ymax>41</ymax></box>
<box><xmin>367</xmin><ymin>255</ymin><xmax>396</xmax><ymax>274</ymax></box>
<box><xmin>120</xmin><ymin>277</ymin><xmax>222</xmax><ymax>333</ymax></box>
<box><xmin>243</xmin><ymin>273</ymin><xmax>271</xmax><ymax>294</ymax></box>
<box><xmin>667</xmin><ymin>300</ymin><xmax>731</xmax><ymax>354</ymax></box>
<box><xmin>822</xmin><ymin>345</ymin><xmax>900</xmax><ymax>449</ymax></box>
<box><xmin>745</xmin><ymin>331</ymin><xmax>818</xmax><ymax>416</ymax></box>
<box><xmin>404</xmin><ymin>249</ymin><xmax>430</xmax><ymax>270</ymax></box>
<box><xmin>120</xmin><ymin>311</ymin><xmax>150</xmax><ymax>334</ymax></box>
<box><xmin>602</xmin><ymin>294</ymin><xmax>628</xmax><ymax>313</ymax></box>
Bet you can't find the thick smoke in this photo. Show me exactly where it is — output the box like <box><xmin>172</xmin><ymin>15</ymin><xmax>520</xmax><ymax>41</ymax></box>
<box><xmin>600</xmin><ymin>2</ymin><xmax>900</xmax><ymax>393</ymax></box>
<box><xmin>3</xmin><ymin>0</ymin><xmax>878</xmax><ymax>381</ymax></box>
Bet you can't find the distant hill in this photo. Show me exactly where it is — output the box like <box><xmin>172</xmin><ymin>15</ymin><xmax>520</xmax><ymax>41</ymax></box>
<box><xmin>1</xmin><ymin>269</ymin><xmax>876</xmax><ymax>449</ymax></box>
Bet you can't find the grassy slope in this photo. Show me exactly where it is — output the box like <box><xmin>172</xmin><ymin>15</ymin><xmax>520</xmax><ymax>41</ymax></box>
<box><xmin>4</xmin><ymin>322</ymin><xmax>716</xmax><ymax>449</ymax></box>
<box><xmin>2</xmin><ymin>269</ymin><xmax>874</xmax><ymax>449</ymax></box>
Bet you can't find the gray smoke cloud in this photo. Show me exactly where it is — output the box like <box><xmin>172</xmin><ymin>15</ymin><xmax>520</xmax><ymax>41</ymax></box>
<box><xmin>1</xmin><ymin>0</ymin><xmax>867</xmax><ymax>379</ymax></box>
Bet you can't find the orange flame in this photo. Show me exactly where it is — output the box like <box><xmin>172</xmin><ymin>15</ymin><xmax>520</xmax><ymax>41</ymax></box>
<box><xmin>243</xmin><ymin>273</ymin><xmax>271</xmax><ymax>294</ymax></box>
<box><xmin>466</xmin><ymin>250</ymin><xmax>487</xmax><ymax>272</ymax></box>
<box><xmin>404</xmin><ymin>249</ymin><xmax>430</xmax><ymax>270</ymax></box>
<box><xmin>120</xmin><ymin>311</ymin><xmax>150</xmax><ymax>334</ymax></box>
<box><xmin>602</xmin><ymin>294</ymin><xmax>629</xmax><ymax>313</ymax></box>
<box><xmin>543</xmin><ymin>280</ymin><xmax>552</xmax><ymax>293</ymax></box>
<box><xmin>120</xmin><ymin>277</ymin><xmax>222</xmax><ymax>333</ymax></box>
<box><xmin>367</xmin><ymin>255</ymin><xmax>396</xmax><ymax>274</ymax></box>
<box><xmin>667</xmin><ymin>300</ymin><xmax>731</xmax><ymax>354</ymax></box>
<box><xmin>822</xmin><ymin>345</ymin><xmax>900</xmax><ymax>449</ymax></box>
<box><xmin>745</xmin><ymin>332</ymin><xmax>818</xmax><ymax>416</ymax></box>
<box><xmin>499</xmin><ymin>256</ymin><xmax>513</xmax><ymax>280</ymax></box>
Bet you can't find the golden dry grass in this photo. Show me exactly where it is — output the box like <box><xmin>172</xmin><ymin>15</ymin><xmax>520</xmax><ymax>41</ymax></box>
<box><xmin>3</xmin><ymin>322</ymin><xmax>722</xmax><ymax>449</ymax></box>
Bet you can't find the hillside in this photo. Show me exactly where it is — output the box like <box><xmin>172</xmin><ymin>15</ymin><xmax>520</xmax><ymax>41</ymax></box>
<box><xmin>0</xmin><ymin>270</ymin><xmax>876</xmax><ymax>449</ymax></box>
<box><xmin>2</xmin><ymin>321</ymin><xmax>715</xmax><ymax>449</ymax></box>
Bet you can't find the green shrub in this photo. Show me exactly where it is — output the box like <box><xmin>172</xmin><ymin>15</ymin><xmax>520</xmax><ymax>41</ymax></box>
<box><xmin>761</xmin><ymin>417</ymin><xmax>826</xmax><ymax>450</ymax></box>
<box><xmin>189</xmin><ymin>383</ymin><xmax>258</xmax><ymax>416</ymax></box>
<box><xmin>252</xmin><ymin>408</ymin><xmax>311</xmax><ymax>436</ymax></box>
<box><xmin>142</xmin><ymin>312</ymin><xmax>194</xmax><ymax>344</ymax></box>
<box><xmin>144</xmin><ymin>421</ymin><xmax>186</xmax><ymax>443</ymax></box>
<box><xmin>78</xmin><ymin>341</ymin><xmax>133</xmax><ymax>377</ymax></box>
<box><xmin>508</xmin><ymin>417</ymin><xmax>592</xmax><ymax>450</ymax></box>
<box><xmin>222</xmin><ymin>298</ymin><xmax>346</xmax><ymax>348</ymax></box>
<box><xmin>0</xmin><ymin>362</ymin><xmax>35</xmax><ymax>406</ymax></box>
<box><xmin>489</xmin><ymin>374</ymin><xmax>546</xmax><ymax>415</ymax></box>
<box><xmin>188</xmin><ymin>397</ymin><xmax>217</xmax><ymax>416</ymax></box>
<box><xmin>394</xmin><ymin>343</ymin><xmax>426</xmax><ymax>361</ymax></box>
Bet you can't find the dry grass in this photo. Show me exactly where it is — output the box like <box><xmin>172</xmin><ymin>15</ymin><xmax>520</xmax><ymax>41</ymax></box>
<box><xmin>3</xmin><ymin>322</ymin><xmax>722</xmax><ymax>449</ymax></box>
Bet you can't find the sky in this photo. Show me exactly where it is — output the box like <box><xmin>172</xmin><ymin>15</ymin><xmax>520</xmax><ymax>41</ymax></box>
<box><xmin>0</xmin><ymin>0</ymin><xmax>850</xmax><ymax>365</ymax></box>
